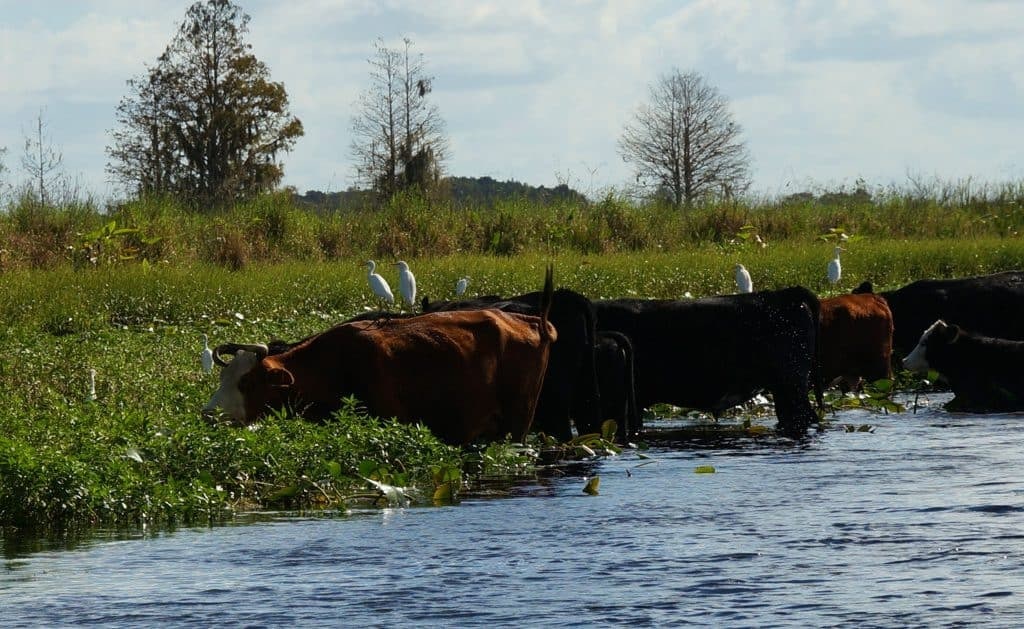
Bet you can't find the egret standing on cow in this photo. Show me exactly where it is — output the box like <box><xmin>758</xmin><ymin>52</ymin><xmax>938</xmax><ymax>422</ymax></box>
<box><xmin>456</xmin><ymin>277</ymin><xmax>469</xmax><ymax>296</ymax></box>
<box><xmin>395</xmin><ymin>260</ymin><xmax>417</xmax><ymax>310</ymax></box>
<box><xmin>828</xmin><ymin>247</ymin><xmax>844</xmax><ymax>285</ymax></box>
<box><xmin>735</xmin><ymin>263</ymin><xmax>753</xmax><ymax>294</ymax></box>
<box><xmin>365</xmin><ymin>260</ymin><xmax>395</xmax><ymax>308</ymax></box>
<box><xmin>201</xmin><ymin>333</ymin><xmax>214</xmax><ymax>374</ymax></box>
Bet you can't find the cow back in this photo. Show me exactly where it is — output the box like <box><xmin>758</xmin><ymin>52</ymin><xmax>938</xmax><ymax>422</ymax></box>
<box><xmin>425</xmin><ymin>287</ymin><xmax>601</xmax><ymax>439</ymax></box>
<box><xmin>881</xmin><ymin>270</ymin><xmax>1024</xmax><ymax>356</ymax></box>
<box><xmin>594</xmin><ymin>286</ymin><xmax>822</xmax><ymax>435</ymax></box>
<box><xmin>819</xmin><ymin>293</ymin><xmax>894</xmax><ymax>388</ymax></box>
<box><xmin>270</xmin><ymin>309</ymin><xmax>555</xmax><ymax>445</ymax></box>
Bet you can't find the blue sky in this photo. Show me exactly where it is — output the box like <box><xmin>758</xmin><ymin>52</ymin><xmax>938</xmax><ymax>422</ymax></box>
<box><xmin>1</xmin><ymin>0</ymin><xmax>1022</xmax><ymax>201</ymax></box>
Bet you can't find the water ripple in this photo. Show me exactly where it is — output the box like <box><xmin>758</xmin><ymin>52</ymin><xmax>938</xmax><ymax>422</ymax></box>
<box><xmin>4</xmin><ymin>405</ymin><xmax>1024</xmax><ymax>627</ymax></box>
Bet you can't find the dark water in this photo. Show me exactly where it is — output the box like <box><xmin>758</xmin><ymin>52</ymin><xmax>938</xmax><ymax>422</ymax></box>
<box><xmin>4</xmin><ymin>393</ymin><xmax>1024</xmax><ymax>627</ymax></box>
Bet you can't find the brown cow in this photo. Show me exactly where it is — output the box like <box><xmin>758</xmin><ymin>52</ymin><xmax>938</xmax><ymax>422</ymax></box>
<box><xmin>819</xmin><ymin>293</ymin><xmax>894</xmax><ymax>391</ymax></box>
<box><xmin>203</xmin><ymin>268</ymin><xmax>556</xmax><ymax>445</ymax></box>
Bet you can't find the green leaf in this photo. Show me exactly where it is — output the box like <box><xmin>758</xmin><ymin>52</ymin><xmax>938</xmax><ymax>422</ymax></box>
<box><xmin>432</xmin><ymin>464</ymin><xmax>460</xmax><ymax>484</ymax></box>
<box><xmin>268</xmin><ymin>484</ymin><xmax>299</xmax><ymax>501</ymax></box>
<box><xmin>358</xmin><ymin>459</ymin><xmax>381</xmax><ymax>478</ymax></box>
<box><xmin>600</xmin><ymin>419</ymin><xmax>618</xmax><ymax>441</ymax></box>
<box><xmin>582</xmin><ymin>476</ymin><xmax>600</xmax><ymax>495</ymax></box>
<box><xmin>433</xmin><ymin>483</ymin><xmax>453</xmax><ymax>503</ymax></box>
<box><xmin>870</xmin><ymin>378</ymin><xmax>893</xmax><ymax>393</ymax></box>
<box><xmin>324</xmin><ymin>460</ymin><xmax>343</xmax><ymax>479</ymax></box>
<box><xmin>694</xmin><ymin>465</ymin><xmax>716</xmax><ymax>474</ymax></box>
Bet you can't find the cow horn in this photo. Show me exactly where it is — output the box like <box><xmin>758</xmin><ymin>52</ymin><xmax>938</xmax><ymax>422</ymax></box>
<box><xmin>212</xmin><ymin>343</ymin><xmax>269</xmax><ymax>366</ymax></box>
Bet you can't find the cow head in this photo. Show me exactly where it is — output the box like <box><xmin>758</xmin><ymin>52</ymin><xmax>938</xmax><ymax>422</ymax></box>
<box><xmin>203</xmin><ymin>343</ymin><xmax>295</xmax><ymax>424</ymax></box>
<box><xmin>903</xmin><ymin>319</ymin><xmax>959</xmax><ymax>372</ymax></box>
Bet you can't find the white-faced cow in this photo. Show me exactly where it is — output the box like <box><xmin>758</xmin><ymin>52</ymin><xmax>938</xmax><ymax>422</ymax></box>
<box><xmin>204</xmin><ymin>268</ymin><xmax>556</xmax><ymax>445</ymax></box>
<box><xmin>593</xmin><ymin>286</ymin><xmax>824</xmax><ymax>437</ymax></box>
<box><xmin>421</xmin><ymin>287</ymin><xmax>602</xmax><ymax>441</ymax></box>
<box><xmin>903</xmin><ymin>319</ymin><xmax>1024</xmax><ymax>412</ymax></box>
<box><xmin>819</xmin><ymin>293</ymin><xmax>894</xmax><ymax>391</ymax></box>
<box><xmin>853</xmin><ymin>271</ymin><xmax>1024</xmax><ymax>357</ymax></box>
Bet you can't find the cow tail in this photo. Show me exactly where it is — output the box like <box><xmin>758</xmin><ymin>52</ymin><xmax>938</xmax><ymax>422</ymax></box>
<box><xmin>540</xmin><ymin>264</ymin><xmax>554</xmax><ymax>343</ymax></box>
<box><xmin>623</xmin><ymin>335</ymin><xmax>640</xmax><ymax>437</ymax></box>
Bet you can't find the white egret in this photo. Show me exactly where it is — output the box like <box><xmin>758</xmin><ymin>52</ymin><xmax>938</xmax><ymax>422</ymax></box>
<box><xmin>201</xmin><ymin>333</ymin><xmax>214</xmax><ymax>374</ymax></box>
<box><xmin>365</xmin><ymin>260</ymin><xmax>394</xmax><ymax>307</ymax></box>
<box><xmin>828</xmin><ymin>246</ymin><xmax>844</xmax><ymax>285</ymax></box>
<box><xmin>395</xmin><ymin>260</ymin><xmax>417</xmax><ymax>309</ymax></box>
<box><xmin>88</xmin><ymin>368</ymin><xmax>97</xmax><ymax>401</ymax></box>
<box><xmin>735</xmin><ymin>263</ymin><xmax>753</xmax><ymax>294</ymax></box>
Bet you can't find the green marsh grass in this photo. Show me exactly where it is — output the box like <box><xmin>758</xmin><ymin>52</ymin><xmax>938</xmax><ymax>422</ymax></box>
<box><xmin>2</xmin><ymin>179</ymin><xmax>1023</xmax><ymax>270</ymax></box>
<box><xmin>2</xmin><ymin>183</ymin><xmax>1024</xmax><ymax>533</ymax></box>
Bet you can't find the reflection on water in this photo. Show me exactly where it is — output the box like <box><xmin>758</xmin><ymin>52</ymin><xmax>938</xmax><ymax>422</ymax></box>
<box><xmin>3</xmin><ymin>393</ymin><xmax>1024</xmax><ymax>627</ymax></box>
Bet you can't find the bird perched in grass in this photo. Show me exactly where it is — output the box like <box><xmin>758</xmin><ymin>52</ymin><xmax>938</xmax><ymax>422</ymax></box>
<box><xmin>456</xmin><ymin>277</ymin><xmax>469</xmax><ymax>296</ymax></box>
<box><xmin>395</xmin><ymin>260</ymin><xmax>417</xmax><ymax>309</ymax></box>
<box><xmin>88</xmin><ymin>368</ymin><xmax>97</xmax><ymax>401</ymax></box>
<box><xmin>735</xmin><ymin>263</ymin><xmax>753</xmax><ymax>294</ymax></box>
<box><xmin>201</xmin><ymin>333</ymin><xmax>214</xmax><ymax>374</ymax></box>
<box><xmin>828</xmin><ymin>247</ymin><xmax>844</xmax><ymax>285</ymax></box>
<box><xmin>365</xmin><ymin>260</ymin><xmax>394</xmax><ymax>308</ymax></box>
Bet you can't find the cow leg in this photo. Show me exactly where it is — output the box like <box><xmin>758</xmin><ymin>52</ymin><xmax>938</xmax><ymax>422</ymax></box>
<box><xmin>771</xmin><ymin>385</ymin><xmax>817</xmax><ymax>438</ymax></box>
<box><xmin>497</xmin><ymin>390</ymin><xmax>542</xmax><ymax>444</ymax></box>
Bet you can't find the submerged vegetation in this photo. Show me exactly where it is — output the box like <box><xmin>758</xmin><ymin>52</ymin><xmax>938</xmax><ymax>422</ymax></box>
<box><xmin>1</xmin><ymin>177</ymin><xmax>1023</xmax><ymax>534</ymax></box>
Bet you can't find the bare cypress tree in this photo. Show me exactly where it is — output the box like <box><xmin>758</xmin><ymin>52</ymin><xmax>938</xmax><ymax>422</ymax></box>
<box><xmin>107</xmin><ymin>0</ymin><xmax>303</xmax><ymax>208</ymax></box>
<box><xmin>21</xmin><ymin>109</ymin><xmax>64</xmax><ymax>206</ymax></box>
<box><xmin>351</xmin><ymin>37</ymin><xmax>448</xmax><ymax>201</ymax></box>
<box><xmin>619</xmin><ymin>69</ymin><xmax>751</xmax><ymax>209</ymax></box>
<box><xmin>0</xmin><ymin>145</ymin><xmax>7</xmax><ymax>193</ymax></box>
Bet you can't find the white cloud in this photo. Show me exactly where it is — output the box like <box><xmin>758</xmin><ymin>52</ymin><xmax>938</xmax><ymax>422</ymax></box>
<box><xmin>1</xmin><ymin>0</ymin><xmax>1022</xmax><ymax>199</ymax></box>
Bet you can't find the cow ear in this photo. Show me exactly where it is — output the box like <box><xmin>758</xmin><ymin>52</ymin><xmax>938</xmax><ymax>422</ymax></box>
<box><xmin>267</xmin><ymin>367</ymin><xmax>294</xmax><ymax>389</ymax></box>
<box><xmin>935</xmin><ymin>322</ymin><xmax>959</xmax><ymax>343</ymax></box>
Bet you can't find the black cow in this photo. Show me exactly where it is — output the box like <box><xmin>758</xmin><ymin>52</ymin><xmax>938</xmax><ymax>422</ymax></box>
<box><xmin>594</xmin><ymin>330</ymin><xmax>641</xmax><ymax>438</ymax></box>
<box><xmin>593</xmin><ymin>287</ymin><xmax>824</xmax><ymax>437</ymax></box>
<box><xmin>903</xmin><ymin>319</ymin><xmax>1024</xmax><ymax>412</ymax></box>
<box><xmin>423</xmin><ymin>288</ymin><xmax>602</xmax><ymax>440</ymax></box>
<box><xmin>853</xmin><ymin>271</ymin><xmax>1024</xmax><ymax>357</ymax></box>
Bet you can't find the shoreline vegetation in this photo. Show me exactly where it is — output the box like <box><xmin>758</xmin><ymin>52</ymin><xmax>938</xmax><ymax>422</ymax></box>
<box><xmin>1</xmin><ymin>178</ymin><xmax>1022</xmax><ymax>271</ymax></box>
<box><xmin>2</xmin><ymin>179</ymin><xmax>1024</xmax><ymax>535</ymax></box>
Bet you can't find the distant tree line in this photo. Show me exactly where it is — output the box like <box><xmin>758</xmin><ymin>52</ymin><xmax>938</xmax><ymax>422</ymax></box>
<box><xmin>97</xmin><ymin>0</ymin><xmax>750</xmax><ymax>212</ymax></box>
<box><xmin>292</xmin><ymin>176</ymin><xmax>586</xmax><ymax>211</ymax></box>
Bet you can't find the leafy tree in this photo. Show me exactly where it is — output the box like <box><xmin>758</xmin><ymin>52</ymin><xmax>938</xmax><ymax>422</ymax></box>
<box><xmin>107</xmin><ymin>0</ymin><xmax>303</xmax><ymax>209</ymax></box>
<box><xmin>21</xmin><ymin>108</ymin><xmax>65</xmax><ymax>205</ymax></box>
<box><xmin>350</xmin><ymin>37</ymin><xmax>448</xmax><ymax>201</ymax></box>
<box><xmin>619</xmin><ymin>69</ymin><xmax>751</xmax><ymax>209</ymax></box>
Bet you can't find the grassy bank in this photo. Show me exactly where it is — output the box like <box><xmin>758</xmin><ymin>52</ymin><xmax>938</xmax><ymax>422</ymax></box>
<box><xmin>1</xmin><ymin>179</ymin><xmax>1023</xmax><ymax>271</ymax></box>
<box><xmin>2</xmin><ymin>238</ymin><xmax>1024</xmax><ymax>533</ymax></box>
